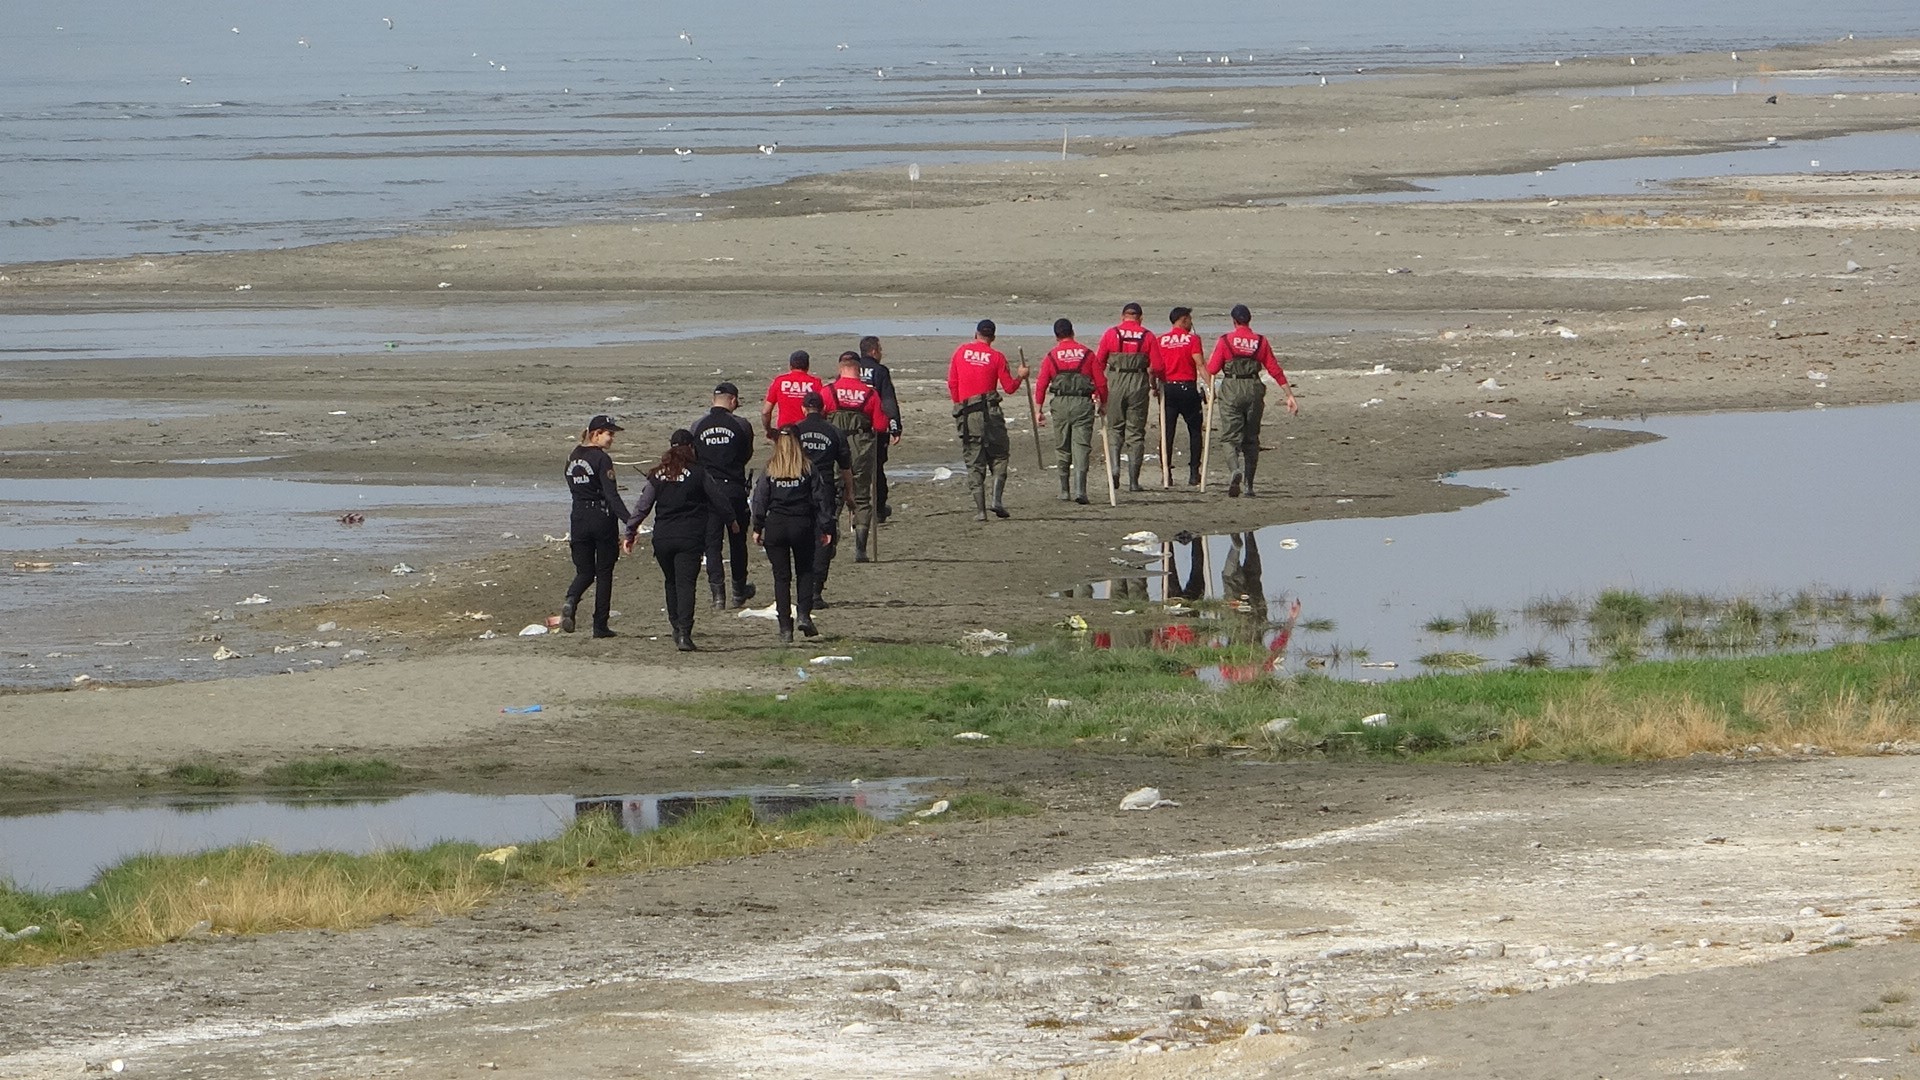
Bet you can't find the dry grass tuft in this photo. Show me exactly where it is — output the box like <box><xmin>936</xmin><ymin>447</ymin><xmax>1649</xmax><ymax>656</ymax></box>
<box><xmin>1504</xmin><ymin>681</ymin><xmax>1920</xmax><ymax>759</ymax></box>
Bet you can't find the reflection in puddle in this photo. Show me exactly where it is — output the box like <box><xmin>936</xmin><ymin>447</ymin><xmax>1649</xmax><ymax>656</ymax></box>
<box><xmin>1063</xmin><ymin>403</ymin><xmax>1920</xmax><ymax>678</ymax></box>
<box><xmin>0</xmin><ymin>778</ymin><xmax>935</xmax><ymax>893</ymax></box>
<box><xmin>1303</xmin><ymin>130</ymin><xmax>1920</xmax><ymax>204</ymax></box>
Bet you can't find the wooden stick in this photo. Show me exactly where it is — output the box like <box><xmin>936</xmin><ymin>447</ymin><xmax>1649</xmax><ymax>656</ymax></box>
<box><xmin>869</xmin><ymin>436</ymin><xmax>882</xmax><ymax>562</ymax></box>
<box><xmin>1155</xmin><ymin>386</ymin><xmax>1171</xmax><ymax>487</ymax></box>
<box><xmin>1099</xmin><ymin>421</ymin><xmax>1118</xmax><ymax>506</ymax></box>
<box><xmin>1018</xmin><ymin>347</ymin><xmax>1045</xmax><ymax>469</ymax></box>
<box><xmin>1198</xmin><ymin>379</ymin><xmax>1216</xmax><ymax>493</ymax></box>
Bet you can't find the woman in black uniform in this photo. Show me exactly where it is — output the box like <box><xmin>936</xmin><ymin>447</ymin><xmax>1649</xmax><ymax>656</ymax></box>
<box><xmin>562</xmin><ymin>414</ymin><xmax>631</xmax><ymax>638</ymax></box>
<box><xmin>750</xmin><ymin>429</ymin><xmax>836</xmax><ymax>644</ymax></box>
<box><xmin>624</xmin><ymin>429</ymin><xmax>736</xmax><ymax>651</ymax></box>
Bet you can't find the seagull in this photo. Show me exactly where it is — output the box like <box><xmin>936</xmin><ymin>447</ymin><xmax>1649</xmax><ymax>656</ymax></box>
<box><xmin>180</xmin><ymin>76</ymin><xmax>192</xmax><ymax>84</ymax></box>
<box><xmin>1554</xmin><ymin>59</ymin><xmax>1562</xmax><ymax>66</ymax></box>
<box><xmin>382</xmin><ymin>17</ymin><xmax>393</xmax><ymax>29</ymax></box>
<box><xmin>405</xmin><ymin>64</ymin><xmax>418</xmax><ymax>71</ymax></box>
<box><xmin>674</xmin><ymin>147</ymin><xmax>693</xmax><ymax>157</ymax></box>
<box><xmin>1319</xmin><ymin>75</ymin><xmax>1328</xmax><ymax>86</ymax></box>
<box><xmin>1731</xmin><ymin>51</ymin><xmax>1740</xmax><ymax>61</ymax></box>
<box><xmin>758</xmin><ymin>143</ymin><xmax>776</xmax><ymax>154</ymax></box>
<box><xmin>773</xmin><ymin>78</ymin><xmax>785</xmax><ymax>86</ymax></box>
<box><xmin>678</xmin><ymin>30</ymin><xmax>693</xmax><ymax>45</ymax></box>
<box><xmin>230</xmin><ymin>26</ymin><xmax>240</xmax><ymax>33</ymax></box>
<box><xmin>876</xmin><ymin>68</ymin><xmax>885</xmax><ymax>78</ymax></box>
<box><xmin>836</xmin><ymin>42</ymin><xmax>849</xmax><ymax>50</ymax></box>
<box><xmin>297</xmin><ymin>38</ymin><xmax>309</xmax><ymax>47</ymax></box>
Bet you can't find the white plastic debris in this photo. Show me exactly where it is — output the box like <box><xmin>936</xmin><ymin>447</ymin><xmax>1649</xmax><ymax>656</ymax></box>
<box><xmin>236</xmin><ymin>593</ymin><xmax>271</xmax><ymax>605</ymax></box>
<box><xmin>1359</xmin><ymin>397</ymin><xmax>1385</xmax><ymax>407</ymax></box>
<box><xmin>391</xmin><ymin>563</ymin><xmax>416</xmax><ymax>575</ymax></box>
<box><xmin>953</xmin><ymin>731</ymin><xmax>991</xmax><ymax>741</ymax></box>
<box><xmin>518</xmin><ymin>624</ymin><xmax>549</xmax><ymax>636</ymax></box>
<box><xmin>1478</xmin><ymin>378</ymin><xmax>1504</xmax><ymax>391</ymax></box>
<box><xmin>316</xmin><ymin>621</ymin><xmax>337</xmax><ymax>633</ymax></box>
<box><xmin>1262</xmin><ymin>717</ymin><xmax>1297</xmax><ymax>735</ymax></box>
<box><xmin>1358</xmin><ymin>660</ymin><xmax>1399</xmax><ymax>669</ymax></box>
<box><xmin>1121</xmin><ymin>530</ymin><xmax>1159</xmax><ymax>545</ymax></box>
<box><xmin>0</xmin><ymin>925</ymin><xmax>43</xmax><ymax>942</ymax></box>
<box><xmin>1369</xmin><ymin>363</ymin><xmax>1392</xmax><ymax>374</ymax></box>
<box><xmin>960</xmin><ymin>628</ymin><xmax>1010</xmax><ymax>655</ymax></box>
<box><xmin>1360</xmin><ymin>712</ymin><xmax>1390</xmax><ymax>727</ymax></box>
<box><xmin>1278</xmin><ymin>538</ymin><xmax>1299</xmax><ymax>550</ymax></box>
<box><xmin>737</xmin><ymin>603</ymin><xmax>781</xmax><ymax>619</ymax></box>
<box><xmin>212</xmin><ymin>646</ymin><xmax>243</xmax><ymax>661</ymax></box>
<box><xmin>809</xmin><ymin>655</ymin><xmax>854</xmax><ymax>665</ymax></box>
<box><xmin>478</xmin><ymin>630</ymin><xmax>498</xmax><ymax>640</ymax></box>
<box><xmin>1467</xmin><ymin>410</ymin><xmax>1507</xmax><ymax>419</ymax></box>
<box><xmin>1668</xmin><ymin>317</ymin><xmax>1689</xmax><ymax>328</ymax></box>
<box><xmin>930</xmin><ymin>466</ymin><xmax>954</xmax><ymax>481</ymax></box>
<box><xmin>914</xmin><ymin>799</ymin><xmax>951</xmax><ymax>818</ymax></box>
<box><xmin>1120</xmin><ymin>786</ymin><xmax>1180</xmax><ymax>811</ymax></box>
<box><xmin>1807</xmin><ymin>370</ymin><xmax>1828</xmax><ymax>381</ymax></box>
<box><xmin>477</xmin><ymin>846</ymin><xmax>518</xmax><ymax>864</ymax></box>
<box><xmin>1555</xmin><ymin>326</ymin><xmax>1579</xmax><ymax>339</ymax></box>
<box><xmin>1046</xmin><ymin>697</ymin><xmax>1072</xmax><ymax>709</ymax></box>
<box><xmin>604</xmin><ymin>396</ymin><xmax>625</xmax><ymax>404</ymax></box>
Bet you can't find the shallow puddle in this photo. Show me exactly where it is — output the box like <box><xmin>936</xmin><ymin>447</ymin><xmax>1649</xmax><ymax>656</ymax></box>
<box><xmin>1066</xmin><ymin>402</ymin><xmax>1920</xmax><ymax>676</ymax></box>
<box><xmin>1304</xmin><ymin>129</ymin><xmax>1920</xmax><ymax>204</ymax></box>
<box><xmin>0</xmin><ymin>778</ymin><xmax>936</xmax><ymax>893</ymax></box>
<box><xmin>1548</xmin><ymin>75</ymin><xmax>1920</xmax><ymax>98</ymax></box>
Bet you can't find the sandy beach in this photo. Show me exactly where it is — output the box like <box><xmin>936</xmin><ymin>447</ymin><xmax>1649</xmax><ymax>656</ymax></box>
<box><xmin>4</xmin><ymin>38</ymin><xmax>1920</xmax><ymax>1078</ymax></box>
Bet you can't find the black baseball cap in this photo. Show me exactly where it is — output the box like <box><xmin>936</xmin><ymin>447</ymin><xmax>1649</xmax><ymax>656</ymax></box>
<box><xmin>976</xmin><ymin>319</ymin><xmax>996</xmax><ymax>338</ymax></box>
<box><xmin>713</xmin><ymin>381</ymin><xmax>739</xmax><ymax>397</ymax></box>
<box><xmin>1230</xmin><ymin>303</ymin><xmax>1252</xmax><ymax>324</ymax></box>
<box><xmin>586</xmin><ymin>414</ymin><xmax>624</xmax><ymax>432</ymax></box>
<box><xmin>1122</xmin><ymin>301</ymin><xmax>1143</xmax><ymax>316</ymax></box>
<box><xmin>802</xmin><ymin>390</ymin><xmax>825</xmax><ymax>410</ymax></box>
<box><xmin>669</xmin><ymin>428</ymin><xmax>695</xmax><ymax>446</ymax></box>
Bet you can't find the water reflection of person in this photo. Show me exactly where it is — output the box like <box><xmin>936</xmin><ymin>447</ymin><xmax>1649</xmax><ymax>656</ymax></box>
<box><xmin>1221</xmin><ymin>531</ymin><xmax>1265</xmax><ymax>615</ymax></box>
<box><xmin>1166</xmin><ymin>535</ymin><xmax>1206</xmax><ymax>602</ymax></box>
<box><xmin>1110</xmin><ymin>575</ymin><xmax>1151</xmax><ymax>604</ymax></box>
<box><xmin>1216</xmin><ymin>598</ymin><xmax>1302</xmax><ymax>683</ymax></box>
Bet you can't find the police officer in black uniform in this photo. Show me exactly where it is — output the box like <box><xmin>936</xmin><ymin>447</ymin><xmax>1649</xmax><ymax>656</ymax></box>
<box><xmin>692</xmin><ymin>382</ymin><xmax>757</xmax><ymax>610</ymax></box>
<box><xmin>856</xmin><ymin>336</ymin><xmax>902</xmax><ymax>522</ymax></box>
<box><xmin>561</xmin><ymin>414</ymin><xmax>631</xmax><ymax>638</ymax></box>
<box><xmin>791</xmin><ymin>392</ymin><xmax>855</xmax><ymax>609</ymax></box>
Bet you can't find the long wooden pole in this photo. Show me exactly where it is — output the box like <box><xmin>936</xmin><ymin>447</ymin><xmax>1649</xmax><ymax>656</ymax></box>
<box><xmin>869</xmin><ymin>436</ymin><xmax>882</xmax><ymax>562</ymax></box>
<box><xmin>1018</xmin><ymin>347</ymin><xmax>1044</xmax><ymax>468</ymax></box>
<box><xmin>1155</xmin><ymin>387</ymin><xmax>1171</xmax><ymax>487</ymax></box>
<box><xmin>1099</xmin><ymin>422</ymin><xmax>1118</xmax><ymax>506</ymax></box>
<box><xmin>1198</xmin><ymin>378</ymin><xmax>1216</xmax><ymax>493</ymax></box>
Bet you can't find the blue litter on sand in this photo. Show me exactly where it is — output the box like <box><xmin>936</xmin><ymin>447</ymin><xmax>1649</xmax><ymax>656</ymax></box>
<box><xmin>501</xmin><ymin>704</ymin><xmax>544</xmax><ymax>714</ymax></box>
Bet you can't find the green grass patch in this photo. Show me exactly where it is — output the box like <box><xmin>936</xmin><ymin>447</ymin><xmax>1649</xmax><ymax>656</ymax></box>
<box><xmin>938</xmin><ymin>793</ymin><xmax>1041</xmax><ymax>821</ymax></box>
<box><xmin>261</xmin><ymin>757</ymin><xmax>403</xmax><ymax>787</ymax></box>
<box><xmin>165</xmin><ymin>762</ymin><xmax>240</xmax><ymax>788</ymax></box>
<box><xmin>674</xmin><ymin>639</ymin><xmax>1920</xmax><ymax>764</ymax></box>
<box><xmin>1419</xmin><ymin>651</ymin><xmax>1488</xmax><ymax>670</ymax></box>
<box><xmin>0</xmin><ymin>798</ymin><xmax>882</xmax><ymax>968</ymax></box>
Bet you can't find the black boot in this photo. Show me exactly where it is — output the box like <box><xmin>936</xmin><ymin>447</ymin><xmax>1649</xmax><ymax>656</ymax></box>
<box><xmin>592</xmin><ymin>626</ymin><xmax>617</xmax><ymax>639</ymax></box>
<box><xmin>854</xmin><ymin>527</ymin><xmax>870</xmax><ymax>563</ymax></box>
<box><xmin>797</xmin><ymin>615</ymin><xmax>819</xmax><ymax>638</ymax></box>
<box><xmin>559</xmin><ymin>597</ymin><xmax>577</xmax><ymax>633</ymax></box>
<box><xmin>777</xmin><ymin>625</ymin><xmax>794</xmax><ymax>645</ymax></box>
<box><xmin>989</xmin><ymin>471</ymin><xmax>1010</xmax><ymax>518</ymax></box>
<box><xmin>674</xmin><ymin>628</ymin><xmax>696</xmax><ymax>652</ymax></box>
<box><xmin>1188</xmin><ymin>465</ymin><xmax>1202</xmax><ymax>486</ymax></box>
<box><xmin>1126</xmin><ymin>456</ymin><xmax>1144</xmax><ymax>493</ymax></box>
<box><xmin>730</xmin><ymin>580</ymin><xmax>756</xmax><ymax>608</ymax></box>
<box><xmin>709</xmin><ymin>583</ymin><xmax>727</xmax><ymax>611</ymax></box>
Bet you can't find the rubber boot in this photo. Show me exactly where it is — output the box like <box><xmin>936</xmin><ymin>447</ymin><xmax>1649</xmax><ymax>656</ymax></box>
<box><xmin>989</xmin><ymin>468</ymin><xmax>1010</xmax><ymax>519</ymax></box>
<box><xmin>560</xmin><ymin>596</ymin><xmax>578</xmax><ymax>633</ymax></box>
<box><xmin>1225</xmin><ymin>448</ymin><xmax>1244</xmax><ymax>498</ymax></box>
<box><xmin>1058</xmin><ymin>467</ymin><xmax>1073</xmax><ymax>501</ymax></box>
<box><xmin>972</xmin><ymin>484</ymin><xmax>988</xmax><ymax>522</ymax></box>
<box><xmin>1243</xmin><ymin>448</ymin><xmax>1260</xmax><ymax>498</ymax></box>
<box><xmin>854</xmin><ymin>526</ymin><xmax>870</xmax><ymax>563</ymax></box>
<box><xmin>1072</xmin><ymin>467</ymin><xmax>1089</xmax><ymax>505</ymax></box>
<box><xmin>1126</xmin><ymin>455</ymin><xmax>1144</xmax><ymax>493</ymax></box>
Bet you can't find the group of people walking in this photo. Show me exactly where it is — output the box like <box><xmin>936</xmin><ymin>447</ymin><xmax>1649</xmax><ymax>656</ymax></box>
<box><xmin>560</xmin><ymin>304</ymin><xmax>1300</xmax><ymax>645</ymax></box>
<box><xmin>561</xmin><ymin>338</ymin><xmax>901</xmax><ymax>648</ymax></box>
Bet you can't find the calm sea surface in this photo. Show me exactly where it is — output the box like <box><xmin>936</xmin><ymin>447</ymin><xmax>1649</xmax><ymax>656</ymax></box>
<box><xmin>3</xmin><ymin>0</ymin><xmax>1916</xmax><ymax>263</ymax></box>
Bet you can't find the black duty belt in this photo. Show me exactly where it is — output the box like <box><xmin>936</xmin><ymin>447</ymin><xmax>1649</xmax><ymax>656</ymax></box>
<box><xmin>1223</xmin><ymin>373</ymin><xmax>1262</xmax><ymax>379</ymax></box>
<box><xmin>1164</xmin><ymin>379</ymin><xmax>1197</xmax><ymax>387</ymax></box>
<box><xmin>575</xmin><ymin>499</ymin><xmax>610</xmax><ymax>510</ymax></box>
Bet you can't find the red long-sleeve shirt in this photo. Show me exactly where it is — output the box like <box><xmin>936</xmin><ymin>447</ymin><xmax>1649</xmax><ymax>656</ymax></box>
<box><xmin>1152</xmin><ymin>327</ymin><xmax>1205</xmax><ymax>382</ymax></box>
<box><xmin>1207</xmin><ymin>327</ymin><xmax>1288</xmax><ymax>384</ymax></box>
<box><xmin>1032</xmin><ymin>339</ymin><xmax>1106</xmax><ymax>405</ymax></box>
<box><xmin>1094</xmin><ymin>319</ymin><xmax>1158</xmax><ymax>373</ymax></box>
<box><xmin>947</xmin><ymin>340</ymin><xmax>1020</xmax><ymax>401</ymax></box>
<box><xmin>829</xmin><ymin>375</ymin><xmax>889</xmax><ymax>432</ymax></box>
<box><xmin>765</xmin><ymin>370</ymin><xmax>834</xmax><ymax>428</ymax></box>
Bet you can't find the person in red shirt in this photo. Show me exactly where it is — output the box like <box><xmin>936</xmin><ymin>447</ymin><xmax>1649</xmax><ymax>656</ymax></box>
<box><xmin>827</xmin><ymin>351</ymin><xmax>889</xmax><ymax>560</ymax></box>
<box><xmin>761</xmin><ymin>350</ymin><xmax>834</xmax><ymax>437</ymax></box>
<box><xmin>1032</xmin><ymin>317</ymin><xmax>1107</xmax><ymax>504</ymax></box>
<box><xmin>947</xmin><ymin>319</ymin><xmax>1029</xmax><ymax>521</ymax></box>
<box><xmin>1151</xmin><ymin>306</ymin><xmax>1207</xmax><ymax>486</ymax></box>
<box><xmin>1206</xmin><ymin>304</ymin><xmax>1298</xmax><ymax>498</ymax></box>
<box><xmin>1093</xmin><ymin>301</ymin><xmax>1158</xmax><ymax>492</ymax></box>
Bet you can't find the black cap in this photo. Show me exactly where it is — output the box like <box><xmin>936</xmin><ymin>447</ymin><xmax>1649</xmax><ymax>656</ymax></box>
<box><xmin>713</xmin><ymin>381</ymin><xmax>739</xmax><ymax>397</ymax></box>
<box><xmin>1230</xmin><ymin>304</ymin><xmax>1252</xmax><ymax>325</ymax></box>
<box><xmin>669</xmin><ymin>428</ymin><xmax>695</xmax><ymax>446</ymax></box>
<box><xmin>1122</xmin><ymin>301</ymin><xmax>1143</xmax><ymax>316</ymax></box>
<box><xmin>1169</xmin><ymin>305</ymin><xmax>1193</xmax><ymax>323</ymax></box>
<box><xmin>976</xmin><ymin>319</ymin><xmax>996</xmax><ymax>338</ymax></box>
<box><xmin>802</xmin><ymin>390</ymin><xmax>825</xmax><ymax>410</ymax></box>
<box><xmin>788</xmin><ymin>349</ymin><xmax>811</xmax><ymax>369</ymax></box>
<box><xmin>586</xmin><ymin>414</ymin><xmax>624</xmax><ymax>432</ymax></box>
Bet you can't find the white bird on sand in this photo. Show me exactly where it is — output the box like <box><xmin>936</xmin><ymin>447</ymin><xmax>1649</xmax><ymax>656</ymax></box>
<box><xmin>382</xmin><ymin>17</ymin><xmax>394</xmax><ymax>29</ymax></box>
<box><xmin>758</xmin><ymin>143</ymin><xmax>777</xmax><ymax>154</ymax></box>
<box><xmin>773</xmin><ymin>78</ymin><xmax>785</xmax><ymax>86</ymax></box>
<box><xmin>1731</xmin><ymin>51</ymin><xmax>1740</xmax><ymax>61</ymax></box>
<box><xmin>1319</xmin><ymin>75</ymin><xmax>1327</xmax><ymax>86</ymax></box>
<box><xmin>179</xmin><ymin>76</ymin><xmax>192</xmax><ymax>84</ymax></box>
<box><xmin>230</xmin><ymin>26</ymin><xmax>240</xmax><ymax>33</ymax></box>
<box><xmin>876</xmin><ymin>68</ymin><xmax>885</xmax><ymax>78</ymax></box>
<box><xmin>297</xmin><ymin>37</ymin><xmax>309</xmax><ymax>47</ymax></box>
<box><xmin>674</xmin><ymin>147</ymin><xmax>693</xmax><ymax>157</ymax></box>
<box><xmin>836</xmin><ymin>42</ymin><xmax>849</xmax><ymax>50</ymax></box>
<box><xmin>679</xmin><ymin>30</ymin><xmax>693</xmax><ymax>45</ymax></box>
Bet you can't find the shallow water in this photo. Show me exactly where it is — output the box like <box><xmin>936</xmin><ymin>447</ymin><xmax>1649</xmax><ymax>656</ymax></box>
<box><xmin>1549</xmin><ymin>74</ymin><xmax>1920</xmax><ymax>97</ymax></box>
<box><xmin>1308</xmin><ymin>129</ymin><xmax>1920</xmax><ymax>204</ymax></box>
<box><xmin>4</xmin><ymin>0</ymin><xmax>1915</xmax><ymax>262</ymax></box>
<box><xmin>1067</xmin><ymin>402</ymin><xmax>1920</xmax><ymax>676</ymax></box>
<box><xmin>0</xmin><ymin>306</ymin><xmax>1456</xmax><ymax>363</ymax></box>
<box><xmin>0</xmin><ymin>778</ymin><xmax>935</xmax><ymax>893</ymax></box>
